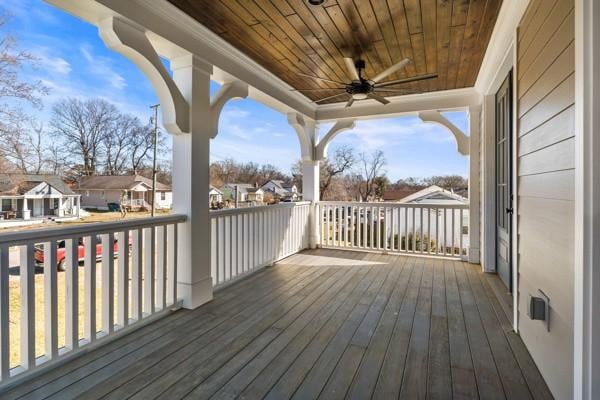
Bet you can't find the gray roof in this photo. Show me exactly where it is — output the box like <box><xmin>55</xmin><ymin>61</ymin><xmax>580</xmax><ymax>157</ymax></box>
<box><xmin>77</xmin><ymin>175</ymin><xmax>171</xmax><ymax>191</ymax></box>
<box><xmin>221</xmin><ymin>183</ymin><xmax>258</xmax><ymax>194</ymax></box>
<box><xmin>0</xmin><ymin>174</ymin><xmax>75</xmax><ymax>195</ymax></box>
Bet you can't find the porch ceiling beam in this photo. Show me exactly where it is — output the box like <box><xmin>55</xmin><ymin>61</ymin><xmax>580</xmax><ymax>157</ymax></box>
<box><xmin>98</xmin><ymin>16</ymin><xmax>189</xmax><ymax>135</ymax></box>
<box><xmin>209</xmin><ymin>80</ymin><xmax>248</xmax><ymax>139</ymax></box>
<box><xmin>315</xmin><ymin>88</ymin><xmax>481</xmax><ymax>122</ymax></box>
<box><xmin>418</xmin><ymin>110</ymin><xmax>470</xmax><ymax>156</ymax></box>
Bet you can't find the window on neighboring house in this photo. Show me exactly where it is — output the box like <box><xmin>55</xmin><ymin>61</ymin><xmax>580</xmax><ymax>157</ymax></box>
<box><xmin>160</xmin><ymin>192</ymin><xmax>166</xmax><ymax>201</ymax></box>
<box><xmin>1</xmin><ymin>199</ymin><xmax>11</xmax><ymax>211</ymax></box>
<box><xmin>85</xmin><ymin>191</ymin><xmax>89</xmax><ymax>197</ymax></box>
<box><xmin>101</xmin><ymin>191</ymin><xmax>105</xmax><ymax>199</ymax></box>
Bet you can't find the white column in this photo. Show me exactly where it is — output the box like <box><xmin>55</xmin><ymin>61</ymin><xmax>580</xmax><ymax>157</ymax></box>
<box><xmin>302</xmin><ymin>160</ymin><xmax>320</xmax><ymax>248</ymax></box>
<box><xmin>76</xmin><ymin>196</ymin><xmax>81</xmax><ymax>218</ymax></box>
<box><xmin>58</xmin><ymin>198</ymin><xmax>65</xmax><ymax>217</ymax></box>
<box><xmin>171</xmin><ymin>54</ymin><xmax>213</xmax><ymax>309</ymax></box>
<box><xmin>468</xmin><ymin>106</ymin><xmax>481</xmax><ymax>264</ymax></box>
<box><xmin>22</xmin><ymin>197</ymin><xmax>30</xmax><ymax>220</ymax></box>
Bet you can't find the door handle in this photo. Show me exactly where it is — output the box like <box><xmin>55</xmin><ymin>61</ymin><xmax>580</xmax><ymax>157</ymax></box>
<box><xmin>506</xmin><ymin>207</ymin><xmax>514</xmax><ymax>214</ymax></box>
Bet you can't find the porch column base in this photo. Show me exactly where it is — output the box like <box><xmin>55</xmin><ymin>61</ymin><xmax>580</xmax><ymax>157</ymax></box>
<box><xmin>468</xmin><ymin>247</ymin><xmax>480</xmax><ymax>264</ymax></box>
<box><xmin>23</xmin><ymin>210</ymin><xmax>31</xmax><ymax>220</ymax></box>
<box><xmin>177</xmin><ymin>276</ymin><xmax>213</xmax><ymax>309</ymax></box>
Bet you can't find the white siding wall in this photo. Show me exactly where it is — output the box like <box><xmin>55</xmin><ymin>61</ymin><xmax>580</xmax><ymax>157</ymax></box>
<box><xmin>517</xmin><ymin>1</ymin><xmax>575</xmax><ymax>398</ymax></box>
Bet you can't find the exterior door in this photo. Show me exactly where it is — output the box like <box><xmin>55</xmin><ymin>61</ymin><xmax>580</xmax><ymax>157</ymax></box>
<box><xmin>496</xmin><ymin>72</ymin><xmax>513</xmax><ymax>291</ymax></box>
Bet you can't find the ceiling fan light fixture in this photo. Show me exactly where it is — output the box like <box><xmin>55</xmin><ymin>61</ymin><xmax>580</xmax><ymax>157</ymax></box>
<box><xmin>352</xmin><ymin>93</ymin><xmax>368</xmax><ymax>100</ymax></box>
<box><xmin>306</xmin><ymin>0</ymin><xmax>325</xmax><ymax>5</ymax></box>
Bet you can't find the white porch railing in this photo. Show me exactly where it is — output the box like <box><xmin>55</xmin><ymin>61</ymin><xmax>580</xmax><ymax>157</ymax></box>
<box><xmin>318</xmin><ymin>202</ymin><xmax>469</xmax><ymax>258</ymax></box>
<box><xmin>210</xmin><ymin>202</ymin><xmax>310</xmax><ymax>288</ymax></box>
<box><xmin>0</xmin><ymin>214</ymin><xmax>185</xmax><ymax>386</ymax></box>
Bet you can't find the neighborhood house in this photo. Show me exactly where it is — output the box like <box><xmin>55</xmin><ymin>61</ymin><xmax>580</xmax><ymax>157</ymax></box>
<box><xmin>76</xmin><ymin>175</ymin><xmax>172</xmax><ymax>210</ymax></box>
<box><xmin>0</xmin><ymin>174</ymin><xmax>81</xmax><ymax>226</ymax></box>
<box><xmin>261</xmin><ymin>179</ymin><xmax>300</xmax><ymax>202</ymax></box>
<box><xmin>220</xmin><ymin>183</ymin><xmax>264</xmax><ymax>205</ymax></box>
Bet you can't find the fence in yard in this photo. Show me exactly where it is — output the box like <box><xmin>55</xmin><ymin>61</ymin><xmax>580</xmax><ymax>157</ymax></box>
<box><xmin>210</xmin><ymin>202</ymin><xmax>310</xmax><ymax>288</ymax></box>
<box><xmin>318</xmin><ymin>202</ymin><xmax>469</xmax><ymax>259</ymax></box>
<box><xmin>0</xmin><ymin>214</ymin><xmax>185</xmax><ymax>385</ymax></box>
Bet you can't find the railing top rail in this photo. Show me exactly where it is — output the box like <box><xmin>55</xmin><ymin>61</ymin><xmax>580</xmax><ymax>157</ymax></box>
<box><xmin>0</xmin><ymin>214</ymin><xmax>187</xmax><ymax>246</ymax></box>
<box><xmin>210</xmin><ymin>201</ymin><xmax>311</xmax><ymax>217</ymax></box>
<box><xmin>318</xmin><ymin>201</ymin><xmax>469</xmax><ymax>209</ymax></box>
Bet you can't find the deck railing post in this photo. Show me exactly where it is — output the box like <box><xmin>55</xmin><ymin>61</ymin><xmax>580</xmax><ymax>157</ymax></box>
<box><xmin>302</xmin><ymin>160</ymin><xmax>320</xmax><ymax>248</ymax></box>
<box><xmin>171</xmin><ymin>54</ymin><xmax>214</xmax><ymax>309</ymax></box>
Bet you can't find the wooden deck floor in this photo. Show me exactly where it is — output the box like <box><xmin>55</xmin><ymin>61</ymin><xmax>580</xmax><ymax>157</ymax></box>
<box><xmin>3</xmin><ymin>249</ymin><xmax>553</xmax><ymax>400</ymax></box>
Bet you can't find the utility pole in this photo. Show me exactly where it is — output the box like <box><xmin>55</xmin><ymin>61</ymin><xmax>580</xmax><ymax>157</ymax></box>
<box><xmin>150</xmin><ymin>104</ymin><xmax>159</xmax><ymax>217</ymax></box>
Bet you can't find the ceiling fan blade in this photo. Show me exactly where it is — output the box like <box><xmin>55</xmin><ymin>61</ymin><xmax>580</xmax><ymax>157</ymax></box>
<box><xmin>297</xmin><ymin>72</ymin><xmax>347</xmax><ymax>85</ymax></box>
<box><xmin>315</xmin><ymin>92</ymin><xmax>350</xmax><ymax>103</ymax></box>
<box><xmin>291</xmin><ymin>88</ymin><xmax>346</xmax><ymax>91</ymax></box>
<box><xmin>375</xmin><ymin>73</ymin><xmax>438</xmax><ymax>87</ymax></box>
<box><xmin>345</xmin><ymin>97</ymin><xmax>355</xmax><ymax>108</ymax></box>
<box><xmin>344</xmin><ymin>57</ymin><xmax>361</xmax><ymax>81</ymax></box>
<box><xmin>371</xmin><ymin>58</ymin><xmax>412</xmax><ymax>83</ymax></box>
<box><xmin>368</xmin><ymin>93</ymin><xmax>390</xmax><ymax>105</ymax></box>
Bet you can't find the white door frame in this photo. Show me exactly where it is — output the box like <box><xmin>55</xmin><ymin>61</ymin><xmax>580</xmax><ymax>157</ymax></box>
<box><xmin>574</xmin><ymin>0</ymin><xmax>599</xmax><ymax>398</ymax></box>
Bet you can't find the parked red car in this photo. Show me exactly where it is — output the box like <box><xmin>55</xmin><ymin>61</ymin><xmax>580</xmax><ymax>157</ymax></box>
<box><xmin>34</xmin><ymin>236</ymin><xmax>120</xmax><ymax>271</ymax></box>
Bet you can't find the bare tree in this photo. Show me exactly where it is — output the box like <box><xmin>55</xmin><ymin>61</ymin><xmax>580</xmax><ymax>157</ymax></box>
<box><xmin>320</xmin><ymin>146</ymin><xmax>355</xmax><ymax>200</ymax></box>
<box><xmin>51</xmin><ymin>98</ymin><xmax>119</xmax><ymax>175</ymax></box>
<box><xmin>104</xmin><ymin>114</ymin><xmax>136</xmax><ymax>175</ymax></box>
<box><xmin>357</xmin><ymin>150</ymin><xmax>386</xmax><ymax>201</ymax></box>
<box><xmin>129</xmin><ymin>121</ymin><xmax>159</xmax><ymax>175</ymax></box>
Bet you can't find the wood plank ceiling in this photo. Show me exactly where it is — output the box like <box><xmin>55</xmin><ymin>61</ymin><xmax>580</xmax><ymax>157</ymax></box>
<box><xmin>168</xmin><ymin>0</ymin><xmax>503</xmax><ymax>104</ymax></box>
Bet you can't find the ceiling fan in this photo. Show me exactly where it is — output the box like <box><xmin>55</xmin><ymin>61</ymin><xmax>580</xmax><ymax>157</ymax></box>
<box><xmin>293</xmin><ymin>58</ymin><xmax>437</xmax><ymax>108</ymax></box>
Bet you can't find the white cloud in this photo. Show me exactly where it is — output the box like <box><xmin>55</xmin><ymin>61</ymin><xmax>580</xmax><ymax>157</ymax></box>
<box><xmin>38</xmin><ymin>54</ymin><xmax>71</xmax><ymax>74</ymax></box>
<box><xmin>80</xmin><ymin>45</ymin><xmax>127</xmax><ymax>90</ymax></box>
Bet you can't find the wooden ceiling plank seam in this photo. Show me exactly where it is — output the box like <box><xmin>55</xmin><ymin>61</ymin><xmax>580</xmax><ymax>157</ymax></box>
<box><xmin>325</xmin><ymin>5</ymin><xmax>385</xmax><ymax>84</ymax></box>
<box><xmin>233</xmin><ymin>0</ymin><xmax>344</xmax><ymax>89</ymax></box>
<box><xmin>465</xmin><ymin>0</ymin><xmax>503</xmax><ymax>86</ymax></box>
<box><xmin>270</xmin><ymin>0</ymin><xmax>296</xmax><ymax>17</ymax></box>
<box><xmin>454</xmin><ymin>0</ymin><xmax>486</xmax><ymax>88</ymax></box>
<box><xmin>421</xmin><ymin>0</ymin><xmax>439</xmax><ymax>92</ymax></box>
<box><xmin>283</xmin><ymin>1</ymin><xmax>354</xmax><ymax>82</ymax></box>
<box><xmin>369</xmin><ymin>0</ymin><xmax>411</xmax><ymax>82</ymax></box>
<box><xmin>386</xmin><ymin>0</ymin><xmax>424</xmax><ymax>91</ymax></box>
<box><xmin>436</xmin><ymin>0</ymin><xmax>453</xmax><ymax>91</ymax></box>
<box><xmin>410</xmin><ymin>32</ymin><xmax>429</xmax><ymax>91</ymax></box>
<box><xmin>446</xmin><ymin>24</ymin><xmax>466</xmax><ymax>89</ymax></box>
<box><xmin>336</xmin><ymin>0</ymin><xmax>385</xmax><ymax>77</ymax></box>
<box><xmin>286</xmin><ymin>13</ymin><xmax>350</xmax><ymax>83</ymax></box>
<box><xmin>214</xmin><ymin>1</ymin><xmax>328</xmax><ymax>96</ymax></box>
<box><xmin>251</xmin><ymin>0</ymin><xmax>351</xmax><ymax>85</ymax></box>
<box><xmin>178</xmin><ymin>1</ymin><xmax>296</xmax><ymax>81</ymax></box>
<box><xmin>404</xmin><ymin>0</ymin><xmax>424</xmax><ymax>34</ymax></box>
<box><xmin>450</xmin><ymin>0</ymin><xmax>470</xmax><ymax>27</ymax></box>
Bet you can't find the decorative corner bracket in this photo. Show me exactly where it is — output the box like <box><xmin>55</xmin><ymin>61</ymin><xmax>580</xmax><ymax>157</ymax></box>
<box><xmin>210</xmin><ymin>81</ymin><xmax>248</xmax><ymax>139</ymax></box>
<box><xmin>98</xmin><ymin>16</ymin><xmax>189</xmax><ymax>135</ymax></box>
<box><xmin>418</xmin><ymin>110</ymin><xmax>470</xmax><ymax>156</ymax></box>
<box><xmin>315</xmin><ymin>119</ymin><xmax>356</xmax><ymax>161</ymax></box>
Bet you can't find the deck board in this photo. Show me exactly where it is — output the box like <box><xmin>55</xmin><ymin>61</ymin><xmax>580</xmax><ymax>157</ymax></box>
<box><xmin>2</xmin><ymin>249</ymin><xmax>552</xmax><ymax>400</ymax></box>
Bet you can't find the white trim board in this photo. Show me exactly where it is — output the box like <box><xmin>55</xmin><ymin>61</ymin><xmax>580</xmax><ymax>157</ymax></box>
<box><xmin>574</xmin><ymin>0</ymin><xmax>600</xmax><ymax>398</ymax></box>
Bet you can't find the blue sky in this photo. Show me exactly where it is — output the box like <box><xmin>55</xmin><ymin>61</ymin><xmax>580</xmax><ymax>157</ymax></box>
<box><xmin>2</xmin><ymin>0</ymin><xmax>468</xmax><ymax>181</ymax></box>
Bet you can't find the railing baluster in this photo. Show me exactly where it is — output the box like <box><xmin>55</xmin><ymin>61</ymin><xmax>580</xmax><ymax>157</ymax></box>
<box><xmin>443</xmin><ymin>208</ymin><xmax>448</xmax><ymax>256</ymax></box>
<box><xmin>117</xmin><ymin>230</ymin><xmax>130</xmax><ymax>326</ymax></box>
<box><xmin>84</xmin><ymin>235</ymin><xmax>97</xmax><ymax>342</ymax></box>
<box><xmin>132</xmin><ymin>229</ymin><xmax>142</xmax><ymax>321</ymax></box>
<box><xmin>156</xmin><ymin>226</ymin><xmax>167</xmax><ymax>311</ymax></box>
<box><xmin>460</xmin><ymin>209</ymin><xmax>464</xmax><ymax>259</ymax></box>
<box><xmin>452</xmin><ymin>208</ymin><xmax>456</xmax><ymax>257</ymax></box>
<box><xmin>65</xmin><ymin>237</ymin><xmax>79</xmax><ymax>350</ymax></box>
<box><xmin>420</xmin><ymin>207</ymin><xmax>424</xmax><ymax>254</ymax></box>
<box><xmin>144</xmin><ymin>228</ymin><xmax>155</xmax><ymax>316</ymax></box>
<box><xmin>20</xmin><ymin>243</ymin><xmax>35</xmax><ymax>369</ymax></box>
<box><xmin>102</xmin><ymin>232</ymin><xmax>115</xmax><ymax>333</ymax></box>
<box><xmin>43</xmin><ymin>240</ymin><xmax>58</xmax><ymax>359</ymax></box>
<box><xmin>168</xmin><ymin>224</ymin><xmax>178</xmax><ymax>305</ymax></box>
<box><xmin>0</xmin><ymin>245</ymin><xmax>10</xmax><ymax>378</ymax></box>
